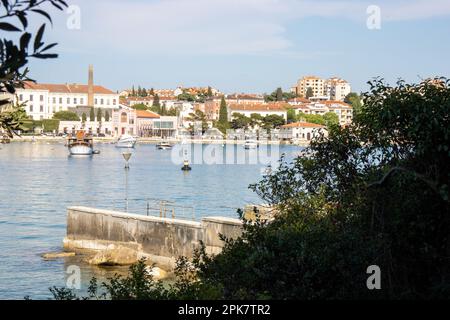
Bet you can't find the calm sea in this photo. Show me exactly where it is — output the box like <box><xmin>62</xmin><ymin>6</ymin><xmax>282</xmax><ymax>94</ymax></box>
<box><xmin>0</xmin><ymin>141</ymin><xmax>301</xmax><ymax>299</ymax></box>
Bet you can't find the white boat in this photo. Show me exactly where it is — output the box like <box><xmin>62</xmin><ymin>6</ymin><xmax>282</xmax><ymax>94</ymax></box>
<box><xmin>244</xmin><ymin>139</ymin><xmax>259</xmax><ymax>150</ymax></box>
<box><xmin>116</xmin><ymin>134</ymin><xmax>137</xmax><ymax>148</ymax></box>
<box><xmin>67</xmin><ymin>131</ymin><xmax>94</xmax><ymax>155</ymax></box>
<box><xmin>156</xmin><ymin>141</ymin><xmax>173</xmax><ymax>150</ymax></box>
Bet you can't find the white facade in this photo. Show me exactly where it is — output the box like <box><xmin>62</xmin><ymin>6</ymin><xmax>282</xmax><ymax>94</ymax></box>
<box><xmin>279</xmin><ymin>122</ymin><xmax>327</xmax><ymax>142</ymax></box>
<box><xmin>325</xmin><ymin>77</ymin><xmax>351</xmax><ymax>101</ymax></box>
<box><xmin>14</xmin><ymin>83</ymin><xmax>120</xmax><ymax>120</ymax></box>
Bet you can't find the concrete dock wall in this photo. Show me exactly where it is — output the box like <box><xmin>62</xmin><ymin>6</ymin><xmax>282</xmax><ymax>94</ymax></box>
<box><xmin>64</xmin><ymin>206</ymin><xmax>243</xmax><ymax>268</ymax></box>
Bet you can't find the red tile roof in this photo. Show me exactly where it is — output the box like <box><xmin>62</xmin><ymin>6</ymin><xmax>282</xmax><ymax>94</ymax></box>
<box><xmin>23</xmin><ymin>81</ymin><xmax>116</xmax><ymax>94</ymax></box>
<box><xmin>281</xmin><ymin>121</ymin><xmax>325</xmax><ymax>129</ymax></box>
<box><xmin>229</xmin><ymin>103</ymin><xmax>289</xmax><ymax>112</ymax></box>
<box><xmin>135</xmin><ymin>110</ymin><xmax>160</xmax><ymax>119</ymax></box>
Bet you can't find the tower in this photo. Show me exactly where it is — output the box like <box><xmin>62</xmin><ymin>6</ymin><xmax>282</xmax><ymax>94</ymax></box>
<box><xmin>88</xmin><ymin>65</ymin><xmax>94</xmax><ymax>106</ymax></box>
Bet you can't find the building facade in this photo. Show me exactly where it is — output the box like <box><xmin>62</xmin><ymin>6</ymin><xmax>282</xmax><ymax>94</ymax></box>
<box><xmin>279</xmin><ymin>121</ymin><xmax>327</xmax><ymax>142</ymax></box>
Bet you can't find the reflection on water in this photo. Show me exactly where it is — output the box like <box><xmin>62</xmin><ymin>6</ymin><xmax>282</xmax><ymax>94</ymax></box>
<box><xmin>0</xmin><ymin>141</ymin><xmax>301</xmax><ymax>299</ymax></box>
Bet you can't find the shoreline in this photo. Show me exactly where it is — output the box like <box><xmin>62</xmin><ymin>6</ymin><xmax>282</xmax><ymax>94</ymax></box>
<box><xmin>6</xmin><ymin>136</ymin><xmax>309</xmax><ymax>147</ymax></box>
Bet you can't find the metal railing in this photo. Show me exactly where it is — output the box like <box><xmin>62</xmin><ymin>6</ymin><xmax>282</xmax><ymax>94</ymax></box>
<box><xmin>78</xmin><ymin>198</ymin><xmax>196</xmax><ymax>221</ymax></box>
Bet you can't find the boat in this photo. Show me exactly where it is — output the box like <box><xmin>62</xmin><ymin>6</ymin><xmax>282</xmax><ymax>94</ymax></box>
<box><xmin>116</xmin><ymin>134</ymin><xmax>137</xmax><ymax>148</ymax></box>
<box><xmin>244</xmin><ymin>139</ymin><xmax>259</xmax><ymax>150</ymax></box>
<box><xmin>156</xmin><ymin>141</ymin><xmax>173</xmax><ymax>150</ymax></box>
<box><xmin>67</xmin><ymin>131</ymin><xmax>94</xmax><ymax>155</ymax></box>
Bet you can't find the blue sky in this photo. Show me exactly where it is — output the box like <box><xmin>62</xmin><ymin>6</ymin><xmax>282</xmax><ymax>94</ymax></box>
<box><xmin>24</xmin><ymin>0</ymin><xmax>450</xmax><ymax>94</ymax></box>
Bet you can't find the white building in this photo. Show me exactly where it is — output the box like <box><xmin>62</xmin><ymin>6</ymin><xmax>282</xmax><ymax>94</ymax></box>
<box><xmin>325</xmin><ymin>77</ymin><xmax>351</xmax><ymax>101</ymax></box>
<box><xmin>228</xmin><ymin>103</ymin><xmax>288</xmax><ymax>121</ymax></box>
<box><xmin>12</xmin><ymin>66</ymin><xmax>120</xmax><ymax>120</ymax></box>
<box><xmin>279</xmin><ymin>121</ymin><xmax>327</xmax><ymax>142</ymax></box>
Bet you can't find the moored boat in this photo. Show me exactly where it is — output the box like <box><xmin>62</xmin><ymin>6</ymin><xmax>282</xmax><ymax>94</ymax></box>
<box><xmin>116</xmin><ymin>134</ymin><xmax>137</xmax><ymax>148</ymax></box>
<box><xmin>67</xmin><ymin>131</ymin><xmax>94</xmax><ymax>155</ymax></box>
<box><xmin>244</xmin><ymin>139</ymin><xmax>258</xmax><ymax>150</ymax></box>
<box><xmin>156</xmin><ymin>141</ymin><xmax>173</xmax><ymax>150</ymax></box>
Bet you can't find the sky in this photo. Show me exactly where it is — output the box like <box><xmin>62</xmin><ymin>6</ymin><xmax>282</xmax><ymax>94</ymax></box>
<box><xmin>21</xmin><ymin>0</ymin><xmax>450</xmax><ymax>94</ymax></box>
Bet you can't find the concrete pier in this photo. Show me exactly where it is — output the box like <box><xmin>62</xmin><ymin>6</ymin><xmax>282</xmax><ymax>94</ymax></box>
<box><xmin>64</xmin><ymin>206</ymin><xmax>243</xmax><ymax>269</ymax></box>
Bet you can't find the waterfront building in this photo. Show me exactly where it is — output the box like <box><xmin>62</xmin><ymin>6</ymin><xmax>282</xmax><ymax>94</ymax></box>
<box><xmin>12</xmin><ymin>66</ymin><xmax>120</xmax><ymax>121</ymax></box>
<box><xmin>290</xmin><ymin>100</ymin><xmax>353</xmax><ymax>126</ymax></box>
<box><xmin>279</xmin><ymin>121</ymin><xmax>327</xmax><ymax>142</ymax></box>
<box><xmin>228</xmin><ymin>103</ymin><xmax>289</xmax><ymax>121</ymax></box>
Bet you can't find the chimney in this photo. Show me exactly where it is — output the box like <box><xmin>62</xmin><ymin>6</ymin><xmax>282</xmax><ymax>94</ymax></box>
<box><xmin>88</xmin><ymin>65</ymin><xmax>94</xmax><ymax>106</ymax></box>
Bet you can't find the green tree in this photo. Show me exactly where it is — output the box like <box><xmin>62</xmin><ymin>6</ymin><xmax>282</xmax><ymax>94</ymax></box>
<box><xmin>97</xmin><ymin>108</ymin><xmax>103</xmax><ymax>123</ymax></box>
<box><xmin>306</xmin><ymin>87</ymin><xmax>314</xmax><ymax>99</ymax></box>
<box><xmin>276</xmin><ymin>87</ymin><xmax>283</xmax><ymax>102</ymax></box>
<box><xmin>81</xmin><ymin>113</ymin><xmax>87</xmax><ymax>123</ymax></box>
<box><xmin>89</xmin><ymin>108</ymin><xmax>95</xmax><ymax>122</ymax></box>
<box><xmin>131</xmin><ymin>103</ymin><xmax>148</xmax><ymax>111</ymax></box>
<box><xmin>131</xmin><ymin>85</ymin><xmax>136</xmax><ymax>97</ymax></box>
<box><xmin>262</xmin><ymin>114</ymin><xmax>285</xmax><ymax>130</ymax></box>
<box><xmin>0</xmin><ymin>0</ymin><xmax>68</xmax><ymax>137</ymax></box>
<box><xmin>207</xmin><ymin>86</ymin><xmax>213</xmax><ymax>97</ymax></box>
<box><xmin>230</xmin><ymin>113</ymin><xmax>251</xmax><ymax>130</ymax></box>
<box><xmin>218</xmin><ymin>96</ymin><xmax>228</xmax><ymax>123</ymax></box>
<box><xmin>344</xmin><ymin>92</ymin><xmax>363</xmax><ymax>115</ymax></box>
<box><xmin>149</xmin><ymin>88</ymin><xmax>155</xmax><ymax>96</ymax></box>
<box><xmin>187</xmin><ymin>110</ymin><xmax>208</xmax><ymax>134</ymax></box>
<box><xmin>53</xmin><ymin>111</ymin><xmax>80</xmax><ymax>121</ymax></box>
<box><xmin>323</xmin><ymin>112</ymin><xmax>339</xmax><ymax>128</ymax></box>
<box><xmin>287</xmin><ymin>108</ymin><xmax>297</xmax><ymax>124</ymax></box>
<box><xmin>104</xmin><ymin>111</ymin><xmax>110</xmax><ymax>122</ymax></box>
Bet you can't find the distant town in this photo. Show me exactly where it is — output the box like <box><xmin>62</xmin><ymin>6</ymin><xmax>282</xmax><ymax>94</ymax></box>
<box><xmin>1</xmin><ymin>66</ymin><xmax>356</xmax><ymax>144</ymax></box>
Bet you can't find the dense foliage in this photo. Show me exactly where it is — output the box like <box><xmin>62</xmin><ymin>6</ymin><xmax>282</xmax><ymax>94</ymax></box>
<box><xmin>0</xmin><ymin>0</ymin><xmax>67</xmax><ymax>136</ymax></box>
<box><xmin>52</xmin><ymin>78</ymin><xmax>449</xmax><ymax>300</ymax></box>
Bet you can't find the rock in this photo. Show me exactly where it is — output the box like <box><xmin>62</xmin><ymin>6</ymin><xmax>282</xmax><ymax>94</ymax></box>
<box><xmin>42</xmin><ymin>252</ymin><xmax>76</xmax><ymax>260</ymax></box>
<box><xmin>145</xmin><ymin>266</ymin><xmax>168</xmax><ymax>280</ymax></box>
<box><xmin>87</xmin><ymin>245</ymin><xmax>138</xmax><ymax>266</ymax></box>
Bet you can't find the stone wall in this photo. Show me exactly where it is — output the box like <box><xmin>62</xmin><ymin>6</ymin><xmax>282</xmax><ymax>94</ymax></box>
<box><xmin>64</xmin><ymin>206</ymin><xmax>243</xmax><ymax>269</ymax></box>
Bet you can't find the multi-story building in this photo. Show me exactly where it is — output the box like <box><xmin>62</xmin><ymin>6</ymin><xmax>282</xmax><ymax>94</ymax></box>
<box><xmin>291</xmin><ymin>76</ymin><xmax>351</xmax><ymax>101</ymax></box>
<box><xmin>325</xmin><ymin>77</ymin><xmax>351</xmax><ymax>101</ymax></box>
<box><xmin>12</xmin><ymin>66</ymin><xmax>120</xmax><ymax>120</ymax></box>
<box><xmin>279</xmin><ymin>122</ymin><xmax>327</xmax><ymax>142</ymax></box>
<box><xmin>291</xmin><ymin>76</ymin><xmax>326</xmax><ymax>99</ymax></box>
<box><xmin>290</xmin><ymin>100</ymin><xmax>353</xmax><ymax>126</ymax></box>
<box><xmin>228</xmin><ymin>103</ymin><xmax>288</xmax><ymax>121</ymax></box>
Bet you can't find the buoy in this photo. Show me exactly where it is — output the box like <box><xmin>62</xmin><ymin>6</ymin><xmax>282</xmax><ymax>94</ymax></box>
<box><xmin>181</xmin><ymin>160</ymin><xmax>192</xmax><ymax>171</ymax></box>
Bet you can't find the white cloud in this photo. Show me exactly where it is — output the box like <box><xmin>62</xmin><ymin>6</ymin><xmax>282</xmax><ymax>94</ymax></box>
<box><xmin>50</xmin><ymin>0</ymin><xmax>450</xmax><ymax>56</ymax></box>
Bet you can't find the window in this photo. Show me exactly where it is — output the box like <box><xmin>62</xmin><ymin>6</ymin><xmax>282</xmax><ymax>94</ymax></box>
<box><xmin>80</xmin><ymin>98</ymin><xmax>84</xmax><ymax>105</ymax></box>
<box><xmin>30</xmin><ymin>105</ymin><xmax>33</xmax><ymax>112</ymax></box>
<box><xmin>95</xmin><ymin>99</ymin><xmax>98</xmax><ymax>105</ymax></box>
<box><xmin>19</xmin><ymin>94</ymin><xmax>23</xmax><ymax>101</ymax></box>
<box><xmin>30</xmin><ymin>95</ymin><xmax>33</xmax><ymax>101</ymax></box>
<box><xmin>52</xmin><ymin>97</ymin><xmax>56</xmax><ymax>104</ymax></box>
<box><xmin>74</xmin><ymin>98</ymin><xmax>77</xmax><ymax>105</ymax></box>
<box><xmin>40</xmin><ymin>95</ymin><xmax>44</xmax><ymax>102</ymax></box>
<box><xmin>59</xmin><ymin>97</ymin><xmax>63</xmax><ymax>104</ymax></box>
<box><xmin>113</xmin><ymin>99</ymin><xmax>116</xmax><ymax>105</ymax></box>
<box><xmin>121</xmin><ymin>112</ymin><xmax>127</xmax><ymax>123</ymax></box>
<box><xmin>40</xmin><ymin>105</ymin><xmax>44</xmax><ymax>112</ymax></box>
<box><xmin>100</xmin><ymin>99</ymin><xmax>104</xmax><ymax>105</ymax></box>
<box><xmin>107</xmin><ymin>99</ymin><xmax>110</xmax><ymax>105</ymax></box>
<box><xmin>67</xmin><ymin>98</ymin><xmax>70</xmax><ymax>104</ymax></box>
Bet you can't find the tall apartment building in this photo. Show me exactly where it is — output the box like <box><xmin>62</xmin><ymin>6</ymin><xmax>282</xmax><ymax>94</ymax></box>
<box><xmin>325</xmin><ymin>77</ymin><xmax>351</xmax><ymax>101</ymax></box>
<box><xmin>291</xmin><ymin>76</ymin><xmax>326</xmax><ymax>99</ymax></box>
<box><xmin>291</xmin><ymin>76</ymin><xmax>351</xmax><ymax>101</ymax></box>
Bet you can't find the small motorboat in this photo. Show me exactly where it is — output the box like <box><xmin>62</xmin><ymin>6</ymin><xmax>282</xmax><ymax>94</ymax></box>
<box><xmin>244</xmin><ymin>139</ymin><xmax>259</xmax><ymax>150</ymax></box>
<box><xmin>181</xmin><ymin>160</ymin><xmax>192</xmax><ymax>171</ymax></box>
<box><xmin>156</xmin><ymin>141</ymin><xmax>173</xmax><ymax>150</ymax></box>
<box><xmin>67</xmin><ymin>131</ymin><xmax>94</xmax><ymax>155</ymax></box>
<box><xmin>116</xmin><ymin>134</ymin><xmax>137</xmax><ymax>148</ymax></box>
